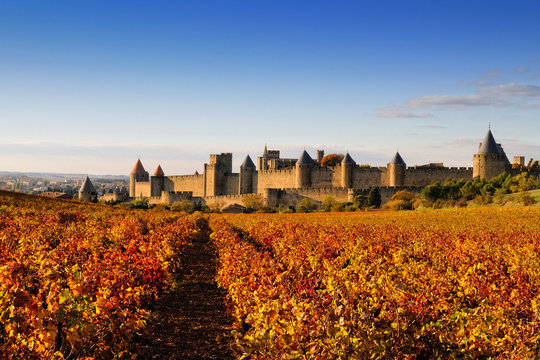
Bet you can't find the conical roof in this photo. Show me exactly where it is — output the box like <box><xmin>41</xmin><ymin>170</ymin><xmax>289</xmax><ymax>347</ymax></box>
<box><xmin>296</xmin><ymin>150</ymin><xmax>315</xmax><ymax>165</ymax></box>
<box><xmin>389</xmin><ymin>152</ymin><xmax>406</xmax><ymax>165</ymax></box>
<box><xmin>154</xmin><ymin>165</ymin><xmax>164</xmax><ymax>176</ymax></box>
<box><xmin>342</xmin><ymin>153</ymin><xmax>356</xmax><ymax>164</ymax></box>
<box><xmin>241</xmin><ymin>155</ymin><xmax>256</xmax><ymax>169</ymax></box>
<box><xmin>131</xmin><ymin>159</ymin><xmax>146</xmax><ymax>175</ymax></box>
<box><xmin>79</xmin><ymin>176</ymin><xmax>96</xmax><ymax>194</ymax></box>
<box><xmin>478</xmin><ymin>129</ymin><xmax>501</xmax><ymax>154</ymax></box>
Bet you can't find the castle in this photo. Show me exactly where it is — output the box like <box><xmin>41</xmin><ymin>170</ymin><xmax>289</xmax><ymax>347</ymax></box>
<box><xmin>128</xmin><ymin>129</ymin><xmax>525</xmax><ymax>208</ymax></box>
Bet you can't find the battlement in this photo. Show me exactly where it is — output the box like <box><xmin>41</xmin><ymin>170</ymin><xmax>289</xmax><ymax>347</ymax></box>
<box><xmin>169</xmin><ymin>174</ymin><xmax>204</xmax><ymax>180</ymax></box>
<box><xmin>259</xmin><ymin>168</ymin><xmax>295</xmax><ymax>175</ymax></box>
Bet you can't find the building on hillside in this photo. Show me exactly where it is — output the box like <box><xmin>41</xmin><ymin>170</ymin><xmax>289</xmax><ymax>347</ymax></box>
<box><xmin>128</xmin><ymin>129</ymin><xmax>535</xmax><ymax>208</ymax></box>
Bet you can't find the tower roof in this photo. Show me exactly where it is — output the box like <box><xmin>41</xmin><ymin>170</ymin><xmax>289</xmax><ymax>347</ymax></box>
<box><xmin>154</xmin><ymin>164</ymin><xmax>164</xmax><ymax>176</ymax></box>
<box><xmin>389</xmin><ymin>152</ymin><xmax>406</xmax><ymax>165</ymax></box>
<box><xmin>241</xmin><ymin>154</ymin><xmax>256</xmax><ymax>169</ymax></box>
<box><xmin>131</xmin><ymin>159</ymin><xmax>146</xmax><ymax>175</ymax></box>
<box><xmin>478</xmin><ymin>129</ymin><xmax>501</xmax><ymax>154</ymax></box>
<box><xmin>79</xmin><ymin>176</ymin><xmax>96</xmax><ymax>194</ymax></box>
<box><xmin>296</xmin><ymin>150</ymin><xmax>315</xmax><ymax>165</ymax></box>
<box><xmin>342</xmin><ymin>152</ymin><xmax>356</xmax><ymax>164</ymax></box>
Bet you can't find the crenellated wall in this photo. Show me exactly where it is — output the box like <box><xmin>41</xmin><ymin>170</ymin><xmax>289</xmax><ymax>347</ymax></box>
<box><xmin>167</xmin><ymin>174</ymin><xmax>205</xmax><ymax>197</ymax></box>
<box><xmin>352</xmin><ymin>167</ymin><xmax>385</xmax><ymax>188</ymax></box>
<box><xmin>310</xmin><ymin>166</ymin><xmax>335</xmax><ymax>187</ymax></box>
<box><xmin>404</xmin><ymin>167</ymin><xmax>472</xmax><ymax>186</ymax></box>
<box><xmin>257</xmin><ymin>169</ymin><xmax>296</xmax><ymax>193</ymax></box>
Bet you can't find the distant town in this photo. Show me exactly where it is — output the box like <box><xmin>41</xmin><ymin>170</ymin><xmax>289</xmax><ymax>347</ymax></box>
<box><xmin>0</xmin><ymin>171</ymin><xmax>128</xmax><ymax>199</ymax></box>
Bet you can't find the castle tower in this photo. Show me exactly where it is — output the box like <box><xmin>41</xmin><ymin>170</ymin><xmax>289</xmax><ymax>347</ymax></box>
<box><xmin>130</xmin><ymin>159</ymin><xmax>149</xmax><ymax>197</ymax></box>
<box><xmin>258</xmin><ymin>144</ymin><xmax>269</xmax><ymax>171</ymax></box>
<box><xmin>151</xmin><ymin>165</ymin><xmax>165</xmax><ymax>196</ymax></box>
<box><xmin>205</xmin><ymin>153</ymin><xmax>233</xmax><ymax>196</ymax></box>
<box><xmin>317</xmin><ymin>150</ymin><xmax>325</xmax><ymax>164</ymax></box>
<box><xmin>79</xmin><ymin>176</ymin><xmax>97</xmax><ymax>202</ymax></box>
<box><xmin>388</xmin><ymin>152</ymin><xmax>406</xmax><ymax>187</ymax></box>
<box><xmin>473</xmin><ymin>129</ymin><xmax>510</xmax><ymax>179</ymax></box>
<box><xmin>239</xmin><ymin>155</ymin><xmax>256</xmax><ymax>194</ymax></box>
<box><xmin>341</xmin><ymin>153</ymin><xmax>355</xmax><ymax>188</ymax></box>
<box><xmin>295</xmin><ymin>150</ymin><xmax>315</xmax><ymax>188</ymax></box>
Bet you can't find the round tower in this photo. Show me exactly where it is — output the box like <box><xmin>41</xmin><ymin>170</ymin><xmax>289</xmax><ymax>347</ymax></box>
<box><xmin>473</xmin><ymin>129</ymin><xmax>510</xmax><ymax>179</ymax></box>
<box><xmin>387</xmin><ymin>152</ymin><xmax>406</xmax><ymax>187</ymax></box>
<box><xmin>295</xmin><ymin>150</ymin><xmax>315</xmax><ymax>188</ymax></box>
<box><xmin>130</xmin><ymin>159</ymin><xmax>149</xmax><ymax>198</ymax></box>
<box><xmin>341</xmin><ymin>153</ymin><xmax>355</xmax><ymax>188</ymax></box>
<box><xmin>239</xmin><ymin>154</ymin><xmax>256</xmax><ymax>194</ymax></box>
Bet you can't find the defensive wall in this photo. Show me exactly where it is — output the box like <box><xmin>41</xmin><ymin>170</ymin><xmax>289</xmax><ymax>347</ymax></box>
<box><xmin>404</xmin><ymin>167</ymin><xmax>473</xmax><ymax>186</ymax></box>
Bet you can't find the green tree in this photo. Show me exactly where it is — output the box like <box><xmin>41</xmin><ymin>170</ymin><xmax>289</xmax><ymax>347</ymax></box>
<box><xmin>367</xmin><ymin>188</ymin><xmax>381</xmax><ymax>208</ymax></box>
<box><xmin>296</xmin><ymin>198</ymin><xmax>316</xmax><ymax>213</ymax></box>
<box><xmin>422</xmin><ymin>181</ymin><xmax>442</xmax><ymax>201</ymax></box>
<box><xmin>322</xmin><ymin>195</ymin><xmax>336</xmax><ymax>211</ymax></box>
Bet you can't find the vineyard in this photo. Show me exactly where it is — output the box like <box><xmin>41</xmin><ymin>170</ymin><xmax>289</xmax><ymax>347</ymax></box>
<box><xmin>1</xmin><ymin>190</ymin><xmax>539</xmax><ymax>359</ymax></box>
<box><xmin>212</xmin><ymin>209</ymin><xmax>540</xmax><ymax>359</ymax></box>
<box><xmin>0</xmin><ymin>191</ymin><xmax>203</xmax><ymax>359</ymax></box>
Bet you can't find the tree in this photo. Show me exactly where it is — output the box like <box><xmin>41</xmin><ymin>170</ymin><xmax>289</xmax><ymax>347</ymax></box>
<box><xmin>422</xmin><ymin>181</ymin><xmax>442</xmax><ymax>201</ymax></box>
<box><xmin>322</xmin><ymin>195</ymin><xmax>336</xmax><ymax>211</ymax></box>
<box><xmin>367</xmin><ymin>188</ymin><xmax>381</xmax><ymax>208</ymax></box>
<box><xmin>242</xmin><ymin>194</ymin><xmax>265</xmax><ymax>212</ymax></box>
<box><xmin>321</xmin><ymin>154</ymin><xmax>344</xmax><ymax>167</ymax></box>
<box><xmin>296</xmin><ymin>198</ymin><xmax>316</xmax><ymax>213</ymax></box>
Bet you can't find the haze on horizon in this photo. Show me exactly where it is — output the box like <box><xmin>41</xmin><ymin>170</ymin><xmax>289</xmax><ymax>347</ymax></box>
<box><xmin>1</xmin><ymin>1</ymin><xmax>539</xmax><ymax>176</ymax></box>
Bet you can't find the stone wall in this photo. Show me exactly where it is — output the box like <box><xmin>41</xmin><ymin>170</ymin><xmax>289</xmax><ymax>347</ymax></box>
<box><xmin>310</xmin><ymin>167</ymin><xmax>335</xmax><ymax>187</ymax></box>
<box><xmin>405</xmin><ymin>167</ymin><xmax>472</xmax><ymax>186</ymax></box>
<box><xmin>224</xmin><ymin>174</ymin><xmax>239</xmax><ymax>195</ymax></box>
<box><xmin>134</xmin><ymin>181</ymin><xmax>151</xmax><ymax>198</ymax></box>
<box><xmin>352</xmin><ymin>167</ymin><xmax>385</xmax><ymax>189</ymax></box>
<box><xmin>257</xmin><ymin>169</ymin><xmax>296</xmax><ymax>193</ymax></box>
<box><xmin>168</xmin><ymin>174</ymin><xmax>205</xmax><ymax>197</ymax></box>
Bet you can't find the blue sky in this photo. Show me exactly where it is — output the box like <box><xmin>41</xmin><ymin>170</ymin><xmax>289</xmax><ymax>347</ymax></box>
<box><xmin>0</xmin><ymin>1</ymin><xmax>539</xmax><ymax>175</ymax></box>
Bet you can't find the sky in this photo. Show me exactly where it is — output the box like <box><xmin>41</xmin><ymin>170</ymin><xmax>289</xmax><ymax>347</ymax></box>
<box><xmin>0</xmin><ymin>0</ymin><xmax>539</xmax><ymax>175</ymax></box>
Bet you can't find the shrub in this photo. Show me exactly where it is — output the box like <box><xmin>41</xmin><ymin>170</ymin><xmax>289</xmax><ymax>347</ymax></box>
<box><xmin>330</xmin><ymin>202</ymin><xmax>344</xmax><ymax>212</ymax></box>
<box><xmin>296</xmin><ymin>198</ymin><xmax>316</xmax><ymax>213</ymax></box>
<box><xmin>242</xmin><ymin>194</ymin><xmax>265</xmax><ymax>212</ymax></box>
<box><xmin>517</xmin><ymin>192</ymin><xmax>535</xmax><ymax>205</ymax></box>
<box><xmin>170</xmin><ymin>200</ymin><xmax>194</xmax><ymax>213</ymax></box>
<box><xmin>322</xmin><ymin>195</ymin><xmax>336</xmax><ymax>212</ymax></box>
<box><xmin>130</xmin><ymin>199</ymin><xmax>149</xmax><ymax>209</ymax></box>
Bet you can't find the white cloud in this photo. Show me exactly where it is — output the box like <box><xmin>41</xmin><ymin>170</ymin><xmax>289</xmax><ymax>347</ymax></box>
<box><xmin>376</xmin><ymin>109</ymin><xmax>435</xmax><ymax>119</ymax></box>
<box><xmin>383</xmin><ymin>83</ymin><xmax>540</xmax><ymax>112</ymax></box>
<box><xmin>482</xmin><ymin>70</ymin><xmax>501</xmax><ymax>79</ymax></box>
<box><xmin>515</xmin><ymin>67</ymin><xmax>529</xmax><ymax>73</ymax></box>
<box><xmin>415</xmin><ymin>124</ymin><xmax>447</xmax><ymax>130</ymax></box>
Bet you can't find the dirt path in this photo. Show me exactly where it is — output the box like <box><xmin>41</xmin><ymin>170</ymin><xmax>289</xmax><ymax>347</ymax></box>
<box><xmin>137</xmin><ymin>237</ymin><xmax>234</xmax><ymax>359</ymax></box>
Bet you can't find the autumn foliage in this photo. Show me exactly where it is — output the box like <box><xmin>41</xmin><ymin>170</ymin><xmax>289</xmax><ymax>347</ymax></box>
<box><xmin>0</xmin><ymin>191</ymin><xmax>199</xmax><ymax>359</ymax></box>
<box><xmin>211</xmin><ymin>209</ymin><xmax>540</xmax><ymax>359</ymax></box>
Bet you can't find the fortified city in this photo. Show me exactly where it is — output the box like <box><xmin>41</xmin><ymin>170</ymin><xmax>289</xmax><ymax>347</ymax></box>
<box><xmin>122</xmin><ymin>129</ymin><xmax>537</xmax><ymax>208</ymax></box>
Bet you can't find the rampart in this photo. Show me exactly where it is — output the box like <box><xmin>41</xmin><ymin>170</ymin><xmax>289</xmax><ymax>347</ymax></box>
<box><xmin>167</xmin><ymin>174</ymin><xmax>205</xmax><ymax>197</ymax></box>
<box><xmin>404</xmin><ymin>167</ymin><xmax>473</xmax><ymax>186</ymax></box>
<box><xmin>257</xmin><ymin>169</ymin><xmax>296</xmax><ymax>193</ymax></box>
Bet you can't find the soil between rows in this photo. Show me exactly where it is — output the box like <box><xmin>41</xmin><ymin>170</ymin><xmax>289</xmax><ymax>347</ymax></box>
<box><xmin>136</xmin><ymin>237</ymin><xmax>234</xmax><ymax>359</ymax></box>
